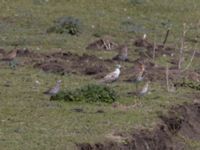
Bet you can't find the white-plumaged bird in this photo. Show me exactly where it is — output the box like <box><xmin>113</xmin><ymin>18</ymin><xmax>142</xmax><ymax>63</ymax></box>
<box><xmin>100</xmin><ymin>65</ymin><xmax>121</xmax><ymax>83</ymax></box>
<box><xmin>44</xmin><ymin>80</ymin><xmax>61</xmax><ymax>96</ymax></box>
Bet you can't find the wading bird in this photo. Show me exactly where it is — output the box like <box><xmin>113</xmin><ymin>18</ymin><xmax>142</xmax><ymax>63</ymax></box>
<box><xmin>100</xmin><ymin>64</ymin><xmax>121</xmax><ymax>83</ymax></box>
<box><xmin>138</xmin><ymin>81</ymin><xmax>150</xmax><ymax>97</ymax></box>
<box><xmin>44</xmin><ymin>80</ymin><xmax>62</xmax><ymax>96</ymax></box>
<box><xmin>127</xmin><ymin>63</ymin><xmax>145</xmax><ymax>89</ymax></box>
<box><xmin>2</xmin><ymin>49</ymin><xmax>18</xmax><ymax>68</ymax></box>
<box><xmin>113</xmin><ymin>45</ymin><xmax>128</xmax><ymax>61</ymax></box>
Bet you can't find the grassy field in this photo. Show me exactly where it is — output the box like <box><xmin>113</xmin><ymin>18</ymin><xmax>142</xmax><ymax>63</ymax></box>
<box><xmin>0</xmin><ymin>0</ymin><xmax>200</xmax><ymax>149</ymax></box>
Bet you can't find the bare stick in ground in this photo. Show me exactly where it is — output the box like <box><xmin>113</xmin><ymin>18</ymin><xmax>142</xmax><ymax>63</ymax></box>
<box><xmin>166</xmin><ymin>64</ymin><xmax>170</xmax><ymax>92</ymax></box>
<box><xmin>152</xmin><ymin>35</ymin><xmax>156</xmax><ymax>61</ymax></box>
<box><xmin>165</xmin><ymin>64</ymin><xmax>176</xmax><ymax>92</ymax></box>
<box><xmin>178</xmin><ymin>23</ymin><xmax>187</xmax><ymax>70</ymax></box>
<box><xmin>181</xmin><ymin>43</ymin><xmax>197</xmax><ymax>72</ymax></box>
<box><xmin>163</xmin><ymin>28</ymin><xmax>170</xmax><ymax>46</ymax></box>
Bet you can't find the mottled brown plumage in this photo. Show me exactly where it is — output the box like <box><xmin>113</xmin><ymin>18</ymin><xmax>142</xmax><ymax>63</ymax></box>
<box><xmin>2</xmin><ymin>49</ymin><xmax>18</xmax><ymax>61</ymax></box>
<box><xmin>113</xmin><ymin>45</ymin><xmax>128</xmax><ymax>61</ymax></box>
<box><xmin>127</xmin><ymin>63</ymin><xmax>145</xmax><ymax>83</ymax></box>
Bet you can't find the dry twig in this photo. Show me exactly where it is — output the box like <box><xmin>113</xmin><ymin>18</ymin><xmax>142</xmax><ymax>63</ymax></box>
<box><xmin>178</xmin><ymin>23</ymin><xmax>187</xmax><ymax>70</ymax></box>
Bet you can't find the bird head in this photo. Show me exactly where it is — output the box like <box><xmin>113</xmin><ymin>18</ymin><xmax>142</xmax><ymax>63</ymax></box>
<box><xmin>143</xmin><ymin>34</ymin><xmax>147</xmax><ymax>40</ymax></box>
<box><xmin>116</xmin><ymin>64</ymin><xmax>121</xmax><ymax>69</ymax></box>
<box><xmin>140</xmin><ymin>64</ymin><xmax>145</xmax><ymax>72</ymax></box>
<box><xmin>57</xmin><ymin>80</ymin><xmax>62</xmax><ymax>84</ymax></box>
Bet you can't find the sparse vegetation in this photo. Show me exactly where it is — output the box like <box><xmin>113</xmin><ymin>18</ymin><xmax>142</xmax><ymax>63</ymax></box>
<box><xmin>47</xmin><ymin>16</ymin><xmax>82</xmax><ymax>35</ymax></box>
<box><xmin>175</xmin><ymin>80</ymin><xmax>200</xmax><ymax>91</ymax></box>
<box><xmin>0</xmin><ymin>0</ymin><xmax>200</xmax><ymax>149</ymax></box>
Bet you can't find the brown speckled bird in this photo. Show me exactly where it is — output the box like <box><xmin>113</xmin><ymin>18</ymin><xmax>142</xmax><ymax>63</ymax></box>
<box><xmin>113</xmin><ymin>45</ymin><xmax>128</xmax><ymax>61</ymax></box>
<box><xmin>127</xmin><ymin>63</ymin><xmax>145</xmax><ymax>89</ymax></box>
<box><xmin>127</xmin><ymin>64</ymin><xmax>145</xmax><ymax>82</ymax></box>
<box><xmin>44</xmin><ymin>80</ymin><xmax>62</xmax><ymax>96</ymax></box>
<box><xmin>2</xmin><ymin>49</ymin><xmax>18</xmax><ymax>61</ymax></box>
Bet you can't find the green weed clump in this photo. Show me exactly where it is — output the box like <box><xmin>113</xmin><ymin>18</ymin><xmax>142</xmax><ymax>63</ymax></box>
<box><xmin>175</xmin><ymin>80</ymin><xmax>200</xmax><ymax>90</ymax></box>
<box><xmin>47</xmin><ymin>16</ymin><xmax>82</xmax><ymax>35</ymax></box>
<box><xmin>50</xmin><ymin>84</ymin><xmax>117</xmax><ymax>103</ymax></box>
<box><xmin>129</xmin><ymin>0</ymin><xmax>146</xmax><ymax>5</ymax></box>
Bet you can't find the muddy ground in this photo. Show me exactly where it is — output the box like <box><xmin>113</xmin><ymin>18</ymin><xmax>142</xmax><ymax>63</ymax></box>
<box><xmin>77</xmin><ymin>101</ymin><xmax>200</xmax><ymax>150</ymax></box>
<box><xmin>0</xmin><ymin>46</ymin><xmax>199</xmax><ymax>83</ymax></box>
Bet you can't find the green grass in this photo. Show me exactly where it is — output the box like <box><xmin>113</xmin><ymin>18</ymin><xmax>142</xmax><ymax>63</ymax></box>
<box><xmin>0</xmin><ymin>0</ymin><xmax>200</xmax><ymax>149</ymax></box>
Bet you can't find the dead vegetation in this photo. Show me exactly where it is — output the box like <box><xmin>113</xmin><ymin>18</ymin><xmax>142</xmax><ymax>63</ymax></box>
<box><xmin>86</xmin><ymin>35</ymin><xmax>118</xmax><ymax>50</ymax></box>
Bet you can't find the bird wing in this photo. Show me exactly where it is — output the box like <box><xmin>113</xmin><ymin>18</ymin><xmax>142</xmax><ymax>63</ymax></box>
<box><xmin>44</xmin><ymin>86</ymin><xmax>57</xmax><ymax>95</ymax></box>
<box><xmin>103</xmin><ymin>71</ymin><xmax>118</xmax><ymax>82</ymax></box>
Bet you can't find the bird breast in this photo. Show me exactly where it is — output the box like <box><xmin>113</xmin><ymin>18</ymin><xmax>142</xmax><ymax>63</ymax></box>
<box><xmin>114</xmin><ymin>68</ymin><xmax>120</xmax><ymax>77</ymax></box>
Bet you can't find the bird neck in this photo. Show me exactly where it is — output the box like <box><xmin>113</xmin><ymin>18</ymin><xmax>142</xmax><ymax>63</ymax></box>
<box><xmin>56</xmin><ymin>83</ymin><xmax>61</xmax><ymax>87</ymax></box>
<box><xmin>115</xmin><ymin>68</ymin><xmax>120</xmax><ymax>74</ymax></box>
<box><xmin>145</xmin><ymin>83</ymin><xmax>149</xmax><ymax>88</ymax></box>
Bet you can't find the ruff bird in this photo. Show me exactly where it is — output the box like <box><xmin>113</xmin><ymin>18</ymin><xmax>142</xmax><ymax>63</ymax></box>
<box><xmin>113</xmin><ymin>45</ymin><xmax>128</xmax><ymax>61</ymax></box>
<box><xmin>44</xmin><ymin>80</ymin><xmax>61</xmax><ymax>96</ymax></box>
<box><xmin>100</xmin><ymin>65</ymin><xmax>121</xmax><ymax>83</ymax></box>
<box><xmin>127</xmin><ymin>63</ymin><xmax>145</xmax><ymax>89</ymax></box>
<box><xmin>138</xmin><ymin>81</ymin><xmax>150</xmax><ymax>97</ymax></box>
<box><xmin>2</xmin><ymin>49</ymin><xmax>18</xmax><ymax>68</ymax></box>
<box><xmin>2</xmin><ymin>49</ymin><xmax>18</xmax><ymax>61</ymax></box>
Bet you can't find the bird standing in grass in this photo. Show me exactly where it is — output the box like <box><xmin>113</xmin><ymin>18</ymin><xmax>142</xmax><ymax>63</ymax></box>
<box><xmin>44</xmin><ymin>80</ymin><xmax>62</xmax><ymax>96</ymax></box>
<box><xmin>138</xmin><ymin>81</ymin><xmax>150</xmax><ymax>97</ymax></box>
<box><xmin>100</xmin><ymin>64</ymin><xmax>121</xmax><ymax>83</ymax></box>
<box><xmin>112</xmin><ymin>45</ymin><xmax>128</xmax><ymax>61</ymax></box>
<box><xmin>2</xmin><ymin>49</ymin><xmax>18</xmax><ymax>69</ymax></box>
<box><xmin>128</xmin><ymin>63</ymin><xmax>145</xmax><ymax>89</ymax></box>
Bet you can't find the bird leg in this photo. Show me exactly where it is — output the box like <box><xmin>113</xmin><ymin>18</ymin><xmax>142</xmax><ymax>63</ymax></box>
<box><xmin>135</xmin><ymin>82</ymin><xmax>139</xmax><ymax>90</ymax></box>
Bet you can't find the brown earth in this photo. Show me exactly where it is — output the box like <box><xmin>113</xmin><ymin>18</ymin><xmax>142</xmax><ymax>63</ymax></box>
<box><xmin>134</xmin><ymin>37</ymin><xmax>176</xmax><ymax>58</ymax></box>
<box><xmin>86</xmin><ymin>36</ymin><xmax>118</xmax><ymax>51</ymax></box>
<box><xmin>0</xmin><ymin>48</ymin><xmax>199</xmax><ymax>83</ymax></box>
<box><xmin>0</xmin><ymin>49</ymin><xmax>200</xmax><ymax>82</ymax></box>
<box><xmin>77</xmin><ymin>102</ymin><xmax>200</xmax><ymax>150</ymax></box>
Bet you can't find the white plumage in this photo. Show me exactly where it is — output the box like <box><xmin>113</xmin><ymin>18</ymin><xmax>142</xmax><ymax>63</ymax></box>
<box><xmin>100</xmin><ymin>65</ymin><xmax>121</xmax><ymax>83</ymax></box>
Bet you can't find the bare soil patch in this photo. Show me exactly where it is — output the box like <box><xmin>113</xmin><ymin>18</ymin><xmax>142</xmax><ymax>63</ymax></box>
<box><xmin>1</xmin><ymin>48</ymin><xmax>198</xmax><ymax>83</ymax></box>
<box><xmin>77</xmin><ymin>102</ymin><xmax>200</xmax><ymax>150</ymax></box>
<box><xmin>16</xmin><ymin>49</ymin><xmax>114</xmax><ymax>76</ymax></box>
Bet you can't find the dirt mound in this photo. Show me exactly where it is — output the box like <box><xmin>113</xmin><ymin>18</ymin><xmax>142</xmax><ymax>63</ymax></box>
<box><xmin>33</xmin><ymin>52</ymin><xmax>112</xmax><ymax>75</ymax></box>
<box><xmin>124</xmin><ymin>57</ymin><xmax>200</xmax><ymax>82</ymax></box>
<box><xmin>77</xmin><ymin>102</ymin><xmax>200</xmax><ymax>150</ymax></box>
<box><xmin>2</xmin><ymin>48</ymin><xmax>198</xmax><ymax>83</ymax></box>
<box><xmin>134</xmin><ymin>37</ymin><xmax>176</xmax><ymax>58</ymax></box>
<box><xmin>0</xmin><ymin>48</ymin><xmax>5</xmax><ymax>55</ymax></box>
<box><xmin>161</xmin><ymin>103</ymin><xmax>200</xmax><ymax>140</ymax></box>
<box><xmin>86</xmin><ymin>36</ymin><xmax>118</xmax><ymax>50</ymax></box>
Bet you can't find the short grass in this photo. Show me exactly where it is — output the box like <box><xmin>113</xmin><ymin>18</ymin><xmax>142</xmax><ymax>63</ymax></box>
<box><xmin>0</xmin><ymin>0</ymin><xmax>200</xmax><ymax>149</ymax></box>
